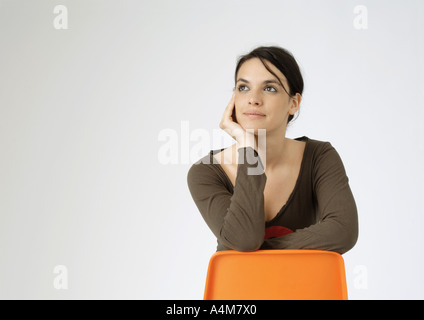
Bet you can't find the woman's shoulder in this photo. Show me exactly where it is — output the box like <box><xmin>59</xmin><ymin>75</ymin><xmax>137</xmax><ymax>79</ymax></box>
<box><xmin>296</xmin><ymin>136</ymin><xmax>346</xmax><ymax>169</ymax></box>
<box><xmin>300</xmin><ymin>136</ymin><xmax>347</xmax><ymax>175</ymax></box>
<box><xmin>298</xmin><ymin>136</ymin><xmax>336</xmax><ymax>155</ymax></box>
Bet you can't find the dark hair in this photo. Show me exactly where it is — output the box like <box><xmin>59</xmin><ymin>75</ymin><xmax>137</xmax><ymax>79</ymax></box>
<box><xmin>234</xmin><ymin>46</ymin><xmax>304</xmax><ymax>125</ymax></box>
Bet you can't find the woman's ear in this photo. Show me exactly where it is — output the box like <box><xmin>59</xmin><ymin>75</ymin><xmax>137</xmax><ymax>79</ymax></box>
<box><xmin>289</xmin><ymin>93</ymin><xmax>302</xmax><ymax>115</ymax></box>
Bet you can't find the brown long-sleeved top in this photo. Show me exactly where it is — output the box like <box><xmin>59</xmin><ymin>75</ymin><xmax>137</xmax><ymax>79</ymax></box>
<box><xmin>186</xmin><ymin>136</ymin><xmax>358</xmax><ymax>254</ymax></box>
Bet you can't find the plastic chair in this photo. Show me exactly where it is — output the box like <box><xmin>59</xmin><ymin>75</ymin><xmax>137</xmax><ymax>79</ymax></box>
<box><xmin>204</xmin><ymin>250</ymin><xmax>348</xmax><ymax>300</ymax></box>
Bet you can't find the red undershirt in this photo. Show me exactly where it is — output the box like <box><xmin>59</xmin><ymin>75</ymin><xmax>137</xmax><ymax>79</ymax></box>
<box><xmin>264</xmin><ymin>226</ymin><xmax>294</xmax><ymax>240</ymax></box>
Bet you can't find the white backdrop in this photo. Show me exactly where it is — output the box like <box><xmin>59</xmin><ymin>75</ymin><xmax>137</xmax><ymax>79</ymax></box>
<box><xmin>1</xmin><ymin>0</ymin><xmax>423</xmax><ymax>299</ymax></box>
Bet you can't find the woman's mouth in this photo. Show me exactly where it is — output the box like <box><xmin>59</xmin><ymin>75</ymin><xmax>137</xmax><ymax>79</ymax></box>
<box><xmin>244</xmin><ymin>113</ymin><xmax>266</xmax><ymax>119</ymax></box>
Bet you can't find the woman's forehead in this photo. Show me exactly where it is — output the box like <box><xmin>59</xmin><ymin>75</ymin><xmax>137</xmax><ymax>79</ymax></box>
<box><xmin>237</xmin><ymin>58</ymin><xmax>288</xmax><ymax>84</ymax></box>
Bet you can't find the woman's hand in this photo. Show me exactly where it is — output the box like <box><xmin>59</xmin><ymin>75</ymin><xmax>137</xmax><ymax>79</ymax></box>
<box><xmin>219</xmin><ymin>93</ymin><xmax>248</xmax><ymax>144</ymax></box>
<box><xmin>219</xmin><ymin>92</ymin><xmax>261</xmax><ymax>168</ymax></box>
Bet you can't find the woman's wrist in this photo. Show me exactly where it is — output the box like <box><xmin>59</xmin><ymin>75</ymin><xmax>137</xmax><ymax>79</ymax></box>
<box><xmin>236</xmin><ymin>131</ymin><xmax>256</xmax><ymax>150</ymax></box>
<box><xmin>235</xmin><ymin>132</ymin><xmax>264</xmax><ymax>171</ymax></box>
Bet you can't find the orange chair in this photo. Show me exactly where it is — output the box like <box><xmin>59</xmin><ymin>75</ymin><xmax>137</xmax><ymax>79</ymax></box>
<box><xmin>204</xmin><ymin>250</ymin><xmax>348</xmax><ymax>300</ymax></box>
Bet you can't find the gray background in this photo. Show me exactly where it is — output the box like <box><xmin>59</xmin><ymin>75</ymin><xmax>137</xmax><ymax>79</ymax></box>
<box><xmin>0</xmin><ymin>0</ymin><xmax>423</xmax><ymax>299</ymax></box>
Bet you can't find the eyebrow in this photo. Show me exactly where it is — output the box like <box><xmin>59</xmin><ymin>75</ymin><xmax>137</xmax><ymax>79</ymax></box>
<box><xmin>236</xmin><ymin>78</ymin><xmax>282</xmax><ymax>87</ymax></box>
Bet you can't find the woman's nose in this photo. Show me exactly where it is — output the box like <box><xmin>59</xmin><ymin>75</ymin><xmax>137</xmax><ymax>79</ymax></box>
<box><xmin>248</xmin><ymin>94</ymin><xmax>262</xmax><ymax>106</ymax></box>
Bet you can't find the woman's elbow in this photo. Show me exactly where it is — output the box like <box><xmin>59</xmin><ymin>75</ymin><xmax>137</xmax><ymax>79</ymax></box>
<box><xmin>222</xmin><ymin>233</ymin><xmax>264</xmax><ymax>252</ymax></box>
<box><xmin>337</xmin><ymin>224</ymin><xmax>358</xmax><ymax>254</ymax></box>
<box><xmin>234</xmin><ymin>240</ymin><xmax>263</xmax><ymax>252</ymax></box>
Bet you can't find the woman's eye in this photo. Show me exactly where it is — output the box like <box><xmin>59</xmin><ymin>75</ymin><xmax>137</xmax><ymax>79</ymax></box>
<box><xmin>265</xmin><ymin>86</ymin><xmax>277</xmax><ymax>92</ymax></box>
<box><xmin>237</xmin><ymin>85</ymin><xmax>276</xmax><ymax>92</ymax></box>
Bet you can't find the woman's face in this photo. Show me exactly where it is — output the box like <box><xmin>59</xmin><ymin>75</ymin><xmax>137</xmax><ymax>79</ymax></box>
<box><xmin>234</xmin><ymin>58</ymin><xmax>300</xmax><ymax>135</ymax></box>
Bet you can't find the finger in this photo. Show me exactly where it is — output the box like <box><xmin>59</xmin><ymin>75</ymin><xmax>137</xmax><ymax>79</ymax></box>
<box><xmin>225</xmin><ymin>93</ymin><xmax>236</xmax><ymax>113</ymax></box>
<box><xmin>230</xmin><ymin>91</ymin><xmax>235</xmax><ymax>103</ymax></box>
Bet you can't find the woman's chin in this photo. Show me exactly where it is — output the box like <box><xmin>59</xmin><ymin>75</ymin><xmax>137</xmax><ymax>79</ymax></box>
<box><xmin>239</xmin><ymin>125</ymin><xmax>267</xmax><ymax>136</ymax></box>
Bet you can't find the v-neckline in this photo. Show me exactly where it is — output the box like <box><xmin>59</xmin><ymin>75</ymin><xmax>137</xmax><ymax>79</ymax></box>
<box><xmin>210</xmin><ymin>136</ymin><xmax>310</xmax><ymax>223</ymax></box>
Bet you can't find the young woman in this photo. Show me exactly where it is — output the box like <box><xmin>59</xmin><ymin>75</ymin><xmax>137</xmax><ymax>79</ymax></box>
<box><xmin>187</xmin><ymin>46</ymin><xmax>358</xmax><ymax>254</ymax></box>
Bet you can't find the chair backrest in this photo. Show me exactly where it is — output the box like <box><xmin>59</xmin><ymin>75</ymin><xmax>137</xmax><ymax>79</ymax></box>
<box><xmin>204</xmin><ymin>250</ymin><xmax>348</xmax><ymax>300</ymax></box>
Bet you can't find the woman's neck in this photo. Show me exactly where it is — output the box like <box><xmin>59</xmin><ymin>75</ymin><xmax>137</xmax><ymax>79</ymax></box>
<box><xmin>257</xmin><ymin>134</ymin><xmax>291</xmax><ymax>172</ymax></box>
<box><xmin>234</xmin><ymin>130</ymin><xmax>292</xmax><ymax>172</ymax></box>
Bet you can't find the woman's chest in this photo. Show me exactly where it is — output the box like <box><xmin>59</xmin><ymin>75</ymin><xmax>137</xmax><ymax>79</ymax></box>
<box><xmin>219</xmin><ymin>160</ymin><xmax>302</xmax><ymax>222</ymax></box>
<box><xmin>263</xmin><ymin>168</ymin><xmax>300</xmax><ymax>222</ymax></box>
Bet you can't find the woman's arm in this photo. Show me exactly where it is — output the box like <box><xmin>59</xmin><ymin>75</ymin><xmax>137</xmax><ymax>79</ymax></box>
<box><xmin>187</xmin><ymin>147</ymin><xmax>267</xmax><ymax>252</ymax></box>
<box><xmin>261</xmin><ymin>143</ymin><xmax>358</xmax><ymax>254</ymax></box>
<box><xmin>187</xmin><ymin>93</ymin><xmax>267</xmax><ymax>251</ymax></box>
